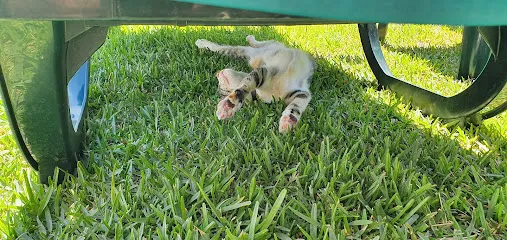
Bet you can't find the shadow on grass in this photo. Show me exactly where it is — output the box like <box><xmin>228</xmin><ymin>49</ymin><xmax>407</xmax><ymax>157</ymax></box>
<box><xmin>5</xmin><ymin>25</ymin><xmax>506</xmax><ymax>239</ymax></box>
<box><xmin>381</xmin><ymin>41</ymin><xmax>462</xmax><ymax>79</ymax></box>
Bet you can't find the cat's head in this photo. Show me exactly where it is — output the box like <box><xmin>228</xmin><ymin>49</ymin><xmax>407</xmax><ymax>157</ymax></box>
<box><xmin>216</xmin><ymin>69</ymin><xmax>249</xmax><ymax>99</ymax></box>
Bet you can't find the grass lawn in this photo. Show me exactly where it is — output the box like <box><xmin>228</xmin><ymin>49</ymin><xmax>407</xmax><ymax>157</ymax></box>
<box><xmin>1</xmin><ymin>24</ymin><xmax>507</xmax><ymax>239</ymax></box>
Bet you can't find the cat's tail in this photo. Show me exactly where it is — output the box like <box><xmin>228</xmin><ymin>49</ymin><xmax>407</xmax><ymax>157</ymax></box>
<box><xmin>196</xmin><ymin>39</ymin><xmax>251</xmax><ymax>59</ymax></box>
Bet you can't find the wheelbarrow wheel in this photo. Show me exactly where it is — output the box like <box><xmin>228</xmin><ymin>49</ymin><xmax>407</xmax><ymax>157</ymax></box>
<box><xmin>0</xmin><ymin>21</ymin><xmax>108</xmax><ymax>183</ymax></box>
<box><xmin>38</xmin><ymin>60</ymin><xmax>91</xmax><ymax>183</ymax></box>
<box><xmin>0</xmin><ymin>61</ymin><xmax>90</xmax><ymax>183</ymax></box>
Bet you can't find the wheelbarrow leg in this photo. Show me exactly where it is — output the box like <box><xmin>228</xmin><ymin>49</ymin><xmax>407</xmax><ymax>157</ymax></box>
<box><xmin>457</xmin><ymin>26</ymin><xmax>491</xmax><ymax>80</ymax></box>
<box><xmin>358</xmin><ymin>23</ymin><xmax>507</xmax><ymax>123</ymax></box>
<box><xmin>0</xmin><ymin>21</ymin><xmax>108</xmax><ymax>183</ymax></box>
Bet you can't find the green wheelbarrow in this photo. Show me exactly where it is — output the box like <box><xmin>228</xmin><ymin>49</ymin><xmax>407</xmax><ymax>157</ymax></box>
<box><xmin>1</xmin><ymin>0</ymin><xmax>507</xmax><ymax>183</ymax></box>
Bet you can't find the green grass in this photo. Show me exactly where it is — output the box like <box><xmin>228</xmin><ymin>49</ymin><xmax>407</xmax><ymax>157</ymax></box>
<box><xmin>1</xmin><ymin>24</ymin><xmax>507</xmax><ymax>239</ymax></box>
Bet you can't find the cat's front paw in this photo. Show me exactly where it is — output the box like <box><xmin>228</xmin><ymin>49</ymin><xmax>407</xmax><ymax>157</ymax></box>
<box><xmin>279</xmin><ymin>114</ymin><xmax>298</xmax><ymax>133</ymax></box>
<box><xmin>195</xmin><ymin>39</ymin><xmax>213</xmax><ymax>49</ymax></box>
<box><xmin>216</xmin><ymin>96</ymin><xmax>241</xmax><ymax>120</ymax></box>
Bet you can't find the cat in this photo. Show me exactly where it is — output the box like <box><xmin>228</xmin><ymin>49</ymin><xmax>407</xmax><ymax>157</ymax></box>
<box><xmin>195</xmin><ymin>35</ymin><xmax>315</xmax><ymax>133</ymax></box>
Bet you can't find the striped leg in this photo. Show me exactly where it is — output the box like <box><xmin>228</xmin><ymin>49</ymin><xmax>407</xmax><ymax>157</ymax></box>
<box><xmin>279</xmin><ymin>90</ymin><xmax>312</xmax><ymax>133</ymax></box>
<box><xmin>216</xmin><ymin>67</ymin><xmax>267</xmax><ymax>120</ymax></box>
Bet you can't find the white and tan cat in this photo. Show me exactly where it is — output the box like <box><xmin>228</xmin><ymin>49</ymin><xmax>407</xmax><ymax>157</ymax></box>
<box><xmin>195</xmin><ymin>35</ymin><xmax>315</xmax><ymax>133</ymax></box>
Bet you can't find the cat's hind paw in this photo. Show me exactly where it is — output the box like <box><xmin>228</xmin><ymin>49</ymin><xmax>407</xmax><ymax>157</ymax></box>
<box><xmin>246</xmin><ymin>35</ymin><xmax>256</xmax><ymax>43</ymax></box>
<box><xmin>216</xmin><ymin>96</ymin><xmax>241</xmax><ymax>120</ymax></box>
<box><xmin>279</xmin><ymin>114</ymin><xmax>298</xmax><ymax>133</ymax></box>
